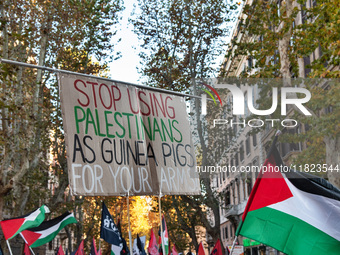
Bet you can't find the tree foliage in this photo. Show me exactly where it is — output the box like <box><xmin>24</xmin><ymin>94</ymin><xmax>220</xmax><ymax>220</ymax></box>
<box><xmin>131</xmin><ymin>0</ymin><xmax>239</xmax><ymax>250</ymax></box>
<box><xmin>221</xmin><ymin>0</ymin><xmax>339</xmax><ymax>186</ymax></box>
<box><xmin>0</xmin><ymin>0</ymin><xmax>123</xmax><ymax>251</ymax></box>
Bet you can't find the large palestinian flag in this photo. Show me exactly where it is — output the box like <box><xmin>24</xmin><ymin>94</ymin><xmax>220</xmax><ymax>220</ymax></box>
<box><xmin>0</xmin><ymin>205</ymin><xmax>49</xmax><ymax>240</ymax></box>
<box><xmin>236</xmin><ymin>138</ymin><xmax>340</xmax><ymax>254</ymax></box>
<box><xmin>20</xmin><ymin>211</ymin><xmax>77</xmax><ymax>247</ymax></box>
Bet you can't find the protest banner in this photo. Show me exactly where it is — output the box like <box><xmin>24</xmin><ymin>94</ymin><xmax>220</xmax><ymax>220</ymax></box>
<box><xmin>59</xmin><ymin>74</ymin><xmax>199</xmax><ymax>196</ymax></box>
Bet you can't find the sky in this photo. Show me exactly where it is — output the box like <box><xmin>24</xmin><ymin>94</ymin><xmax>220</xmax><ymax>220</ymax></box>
<box><xmin>109</xmin><ymin>0</ymin><xmax>242</xmax><ymax>85</ymax></box>
<box><xmin>109</xmin><ymin>1</ymin><xmax>141</xmax><ymax>85</ymax></box>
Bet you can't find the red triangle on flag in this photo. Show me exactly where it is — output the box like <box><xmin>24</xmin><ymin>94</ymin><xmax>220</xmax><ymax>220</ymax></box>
<box><xmin>242</xmin><ymin>157</ymin><xmax>293</xmax><ymax>221</ymax></box>
<box><xmin>24</xmin><ymin>243</ymin><xmax>31</xmax><ymax>255</ymax></box>
<box><xmin>21</xmin><ymin>230</ymin><xmax>42</xmax><ymax>246</ymax></box>
<box><xmin>0</xmin><ymin>218</ymin><xmax>25</xmax><ymax>240</ymax></box>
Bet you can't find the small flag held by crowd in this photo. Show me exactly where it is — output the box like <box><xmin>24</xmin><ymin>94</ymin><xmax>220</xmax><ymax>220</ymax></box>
<box><xmin>0</xmin><ymin>205</ymin><xmax>49</xmax><ymax>240</ymax></box>
<box><xmin>100</xmin><ymin>202</ymin><xmax>123</xmax><ymax>255</ymax></box>
<box><xmin>21</xmin><ymin>211</ymin><xmax>77</xmax><ymax>248</ymax></box>
<box><xmin>72</xmin><ymin>240</ymin><xmax>84</xmax><ymax>255</ymax></box>
<box><xmin>158</xmin><ymin>215</ymin><xmax>169</xmax><ymax>255</ymax></box>
<box><xmin>148</xmin><ymin>229</ymin><xmax>159</xmax><ymax>255</ymax></box>
<box><xmin>197</xmin><ymin>242</ymin><xmax>205</xmax><ymax>255</ymax></box>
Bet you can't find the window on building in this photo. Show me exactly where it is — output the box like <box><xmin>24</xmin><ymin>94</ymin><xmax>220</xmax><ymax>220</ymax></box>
<box><xmin>225</xmin><ymin>226</ymin><xmax>229</xmax><ymax>239</ymax></box>
<box><xmin>277</xmin><ymin>0</ymin><xmax>281</xmax><ymax>17</ymax></box>
<box><xmin>247</xmin><ymin>56</ymin><xmax>253</xmax><ymax>69</ymax></box>
<box><xmin>290</xmin><ymin>21</ymin><xmax>295</xmax><ymax>47</ymax></box>
<box><xmin>253</xmin><ymin>133</ymin><xmax>257</xmax><ymax>147</ymax></box>
<box><xmin>301</xmin><ymin>6</ymin><xmax>307</xmax><ymax>24</ymax></box>
<box><xmin>279</xmin><ymin>127</ymin><xmax>302</xmax><ymax>157</ymax></box>
<box><xmin>247</xmin><ymin>172</ymin><xmax>253</xmax><ymax>197</ymax></box>
<box><xmin>253</xmin><ymin>158</ymin><xmax>259</xmax><ymax>178</ymax></box>
<box><xmin>229</xmin><ymin>128</ymin><xmax>233</xmax><ymax>142</ymax></box>
<box><xmin>235</xmin><ymin>153</ymin><xmax>239</xmax><ymax>167</ymax></box>
<box><xmin>240</xmin><ymin>143</ymin><xmax>245</xmax><ymax>162</ymax></box>
<box><xmin>244</xmin><ymin>92</ymin><xmax>249</xmax><ymax>117</ymax></box>
<box><xmin>232</xmin><ymin>185</ymin><xmax>235</xmax><ymax>205</ymax></box>
<box><xmin>246</xmin><ymin>136</ymin><xmax>250</xmax><ymax>155</ymax></box>
<box><xmin>304</xmin><ymin>56</ymin><xmax>311</xmax><ymax>76</ymax></box>
<box><xmin>230</xmin><ymin>225</ymin><xmax>233</xmax><ymax>238</ymax></box>
<box><xmin>227</xmin><ymin>161</ymin><xmax>230</xmax><ymax>177</ymax></box>
<box><xmin>225</xmin><ymin>190</ymin><xmax>231</xmax><ymax>206</ymax></box>
<box><xmin>236</xmin><ymin>180</ymin><xmax>241</xmax><ymax>203</ymax></box>
<box><xmin>233</xmin><ymin>116</ymin><xmax>238</xmax><ymax>134</ymax></box>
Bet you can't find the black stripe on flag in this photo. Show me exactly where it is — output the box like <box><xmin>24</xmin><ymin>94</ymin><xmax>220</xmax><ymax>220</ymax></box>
<box><xmin>27</xmin><ymin>212</ymin><xmax>72</xmax><ymax>231</ymax></box>
<box><xmin>269</xmin><ymin>136</ymin><xmax>340</xmax><ymax>202</ymax></box>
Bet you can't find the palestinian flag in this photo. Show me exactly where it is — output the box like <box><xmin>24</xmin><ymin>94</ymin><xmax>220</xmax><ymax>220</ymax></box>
<box><xmin>158</xmin><ymin>215</ymin><xmax>168</xmax><ymax>255</ymax></box>
<box><xmin>0</xmin><ymin>205</ymin><xmax>49</xmax><ymax>240</ymax></box>
<box><xmin>236</xmin><ymin>137</ymin><xmax>340</xmax><ymax>255</ymax></box>
<box><xmin>20</xmin><ymin>211</ymin><xmax>77</xmax><ymax>247</ymax></box>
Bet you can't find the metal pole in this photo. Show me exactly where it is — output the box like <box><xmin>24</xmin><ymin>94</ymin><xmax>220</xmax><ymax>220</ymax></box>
<box><xmin>229</xmin><ymin>236</ymin><xmax>238</xmax><ymax>255</ymax></box>
<box><xmin>159</xmin><ymin>193</ymin><xmax>166</xmax><ymax>255</ymax></box>
<box><xmin>0</xmin><ymin>58</ymin><xmax>203</xmax><ymax>100</ymax></box>
<box><xmin>127</xmin><ymin>193</ymin><xmax>133</xmax><ymax>254</ymax></box>
<box><xmin>29</xmin><ymin>246</ymin><xmax>36</xmax><ymax>255</ymax></box>
<box><xmin>6</xmin><ymin>240</ymin><xmax>13</xmax><ymax>255</ymax></box>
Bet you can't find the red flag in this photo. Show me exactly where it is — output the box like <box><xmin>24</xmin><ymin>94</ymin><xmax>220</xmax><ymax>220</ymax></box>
<box><xmin>148</xmin><ymin>229</ymin><xmax>159</xmax><ymax>255</ymax></box>
<box><xmin>57</xmin><ymin>245</ymin><xmax>65</xmax><ymax>255</ymax></box>
<box><xmin>210</xmin><ymin>240</ymin><xmax>222</xmax><ymax>255</ymax></box>
<box><xmin>171</xmin><ymin>245</ymin><xmax>178</xmax><ymax>255</ymax></box>
<box><xmin>23</xmin><ymin>243</ymin><xmax>31</xmax><ymax>255</ymax></box>
<box><xmin>198</xmin><ymin>242</ymin><xmax>205</xmax><ymax>255</ymax></box>
<box><xmin>74</xmin><ymin>240</ymin><xmax>85</xmax><ymax>255</ymax></box>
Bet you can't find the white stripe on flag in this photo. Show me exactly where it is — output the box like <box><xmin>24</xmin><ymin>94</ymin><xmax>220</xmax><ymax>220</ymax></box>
<box><xmin>268</xmin><ymin>177</ymin><xmax>340</xmax><ymax>241</ymax></box>
<box><xmin>34</xmin><ymin>214</ymin><xmax>74</xmax><ymax>239</ymax></box>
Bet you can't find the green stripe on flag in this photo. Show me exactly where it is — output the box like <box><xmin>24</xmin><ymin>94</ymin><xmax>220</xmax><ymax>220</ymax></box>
<box><xmin>239</xmin><ymin>207</ymin><xmax>340</xmax><ymax>255</ymax></box>
<box><xmin>12</xmin><ymin>205</ymin><xmax>49</xmax><ymax>239</ymax></box>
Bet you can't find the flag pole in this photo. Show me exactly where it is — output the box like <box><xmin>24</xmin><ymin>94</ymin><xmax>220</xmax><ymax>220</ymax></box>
<box><xmin>229</xmin><ymin>236</ymin><xmax>238</xmax><ymax>255</ymax></box>
<box><xmin>6</xmin><ymin>240</ymin><xmax>13</xmax><ymax>255</ymax></box>
<box><xmin>158</xmin><ymin>191</ymin><xmax>166</xmax><ymax>255</ymax></box>
<box><xmin>127</xmin><ymin>192</ymin><xmax>133</xmax><ymax>254</ymax></box>
<box><xmin>29</xmin><ymin>246</ymin><xmax>36</xmax><ymax>255</ymax></box>
<box><xmin>230</xmin><ymin>130</ymin><xmax>282</xmax><ymax>255</ymax></box>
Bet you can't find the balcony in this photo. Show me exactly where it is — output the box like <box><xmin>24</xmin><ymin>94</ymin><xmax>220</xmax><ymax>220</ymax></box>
<box><xmin>224</xmin><ymin>200</ymin><xmax>247</xmax><ymax>218</ymax></box>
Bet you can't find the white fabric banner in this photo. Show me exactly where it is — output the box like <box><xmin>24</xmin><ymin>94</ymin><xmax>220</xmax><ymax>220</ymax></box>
<box><xmin>59</xmin><ymin>74</ymin><xmax>200</xmax><ymax>196</ymax></box>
